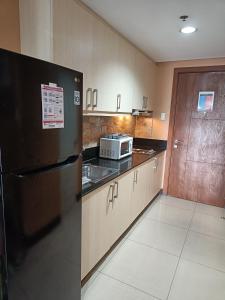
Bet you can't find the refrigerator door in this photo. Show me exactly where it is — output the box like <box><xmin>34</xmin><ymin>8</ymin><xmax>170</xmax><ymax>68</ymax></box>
<box><xmin>2</xmin><ymin>157</ymin><xmax>81</xmax><ymax>300</ymax></box>
<box><xmin>0</xmin><ymin>49</ymin><xmax>82</xmax><ymax>174</ymax></box>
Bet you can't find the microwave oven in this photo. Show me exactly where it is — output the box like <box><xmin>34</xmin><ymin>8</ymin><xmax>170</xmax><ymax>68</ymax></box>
<box><xmin>99</xmin><ymin>134</ymin><xmax>133</xmax><ymax>160</ymax></box>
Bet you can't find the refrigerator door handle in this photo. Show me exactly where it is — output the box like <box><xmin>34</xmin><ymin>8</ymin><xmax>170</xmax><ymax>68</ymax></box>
<box><xmin>14</xmin><ymin>154</ymin><xmax>81</xmax><ymax>177</ymax></box>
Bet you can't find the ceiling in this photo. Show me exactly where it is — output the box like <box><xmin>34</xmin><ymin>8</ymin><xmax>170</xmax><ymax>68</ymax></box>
<box><xmin>81</xmin><ymin>0</ymin><xmax>225</xmax><ymax>62</ymax></box>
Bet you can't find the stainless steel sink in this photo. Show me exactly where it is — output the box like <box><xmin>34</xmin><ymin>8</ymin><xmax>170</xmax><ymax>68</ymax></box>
<box><xmin>82</xmin><ymin>164</ymin><xmax>118</xmax><ymax>185</ymax></box>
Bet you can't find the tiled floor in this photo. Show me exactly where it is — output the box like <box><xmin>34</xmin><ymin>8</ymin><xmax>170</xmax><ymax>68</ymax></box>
<box><xmin>82</xmin><ymin>195</ymin><xmax>225</xmax><ymax>300</ymax></box>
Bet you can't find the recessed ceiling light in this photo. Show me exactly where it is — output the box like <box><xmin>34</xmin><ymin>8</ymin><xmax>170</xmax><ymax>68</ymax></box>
<box><xmin>180</xmin><ymin>26</ymin><xmax>197</xmax><ymax>34</ymax></box>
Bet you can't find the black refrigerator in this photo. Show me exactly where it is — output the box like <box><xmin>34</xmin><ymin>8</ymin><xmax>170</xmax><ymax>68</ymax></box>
<box><xmin>0</xmin><ymin>49</ymin><xmax>82</xmax><ymax>300</ymax></box>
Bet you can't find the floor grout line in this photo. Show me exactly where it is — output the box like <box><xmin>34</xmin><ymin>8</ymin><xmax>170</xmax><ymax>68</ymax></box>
<box><xmin>140</xmin><ymin>215</ymin><xmax>190</xmax><ymax>231</ymax></box>
<box><xmin>193</xmin><ymin>210</ymin><xmax>225</xmax><ymax>220</ymax></box>
<box><xmin>180</xmin><ymin>257</ymin><xmax>225</xmax><ymax>275</ymax></box>
<box><xmin>127</xmin><ymin>237</ymin><xmax>180</xmax><ymax>258</ymax></box>
<box><xmin>158</xmin><ymin>202</ymin><xmax>196</xmax><ymax>212</ymax></box>
<box><xmin>99</xmin><ymin>271</ymin><xmax>162</xmax><ymax>300</ymax></box>
<box><xmin>144</xmin><ymin>215</ymin><xmax>190</xmax><ymax>230</ymax></box>
<box><xmin>188</xmin><ymin>229</ymin><xmax>225</xmax><ymax>242</ymax></box>
<box><xmin>166</xmin><ymin>201</ymin><xmax>197</xmax><ymax>300</ymax></box>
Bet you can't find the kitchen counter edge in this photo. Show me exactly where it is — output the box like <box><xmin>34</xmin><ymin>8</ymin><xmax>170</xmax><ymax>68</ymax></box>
<box><xmin>82</xmin><ymin>149</ymin><xmax>166</xmax><ymax>197</ymax></box>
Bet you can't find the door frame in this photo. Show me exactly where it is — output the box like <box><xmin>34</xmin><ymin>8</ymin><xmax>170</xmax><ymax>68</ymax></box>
<box><xmin>163</xmin><ymin>65</ymin><xmax>225</xmax><ymax>194</ymax></box>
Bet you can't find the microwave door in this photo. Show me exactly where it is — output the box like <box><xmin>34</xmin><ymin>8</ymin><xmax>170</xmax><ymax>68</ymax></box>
<box><xmin>120</xmin><ymin>141</ymin><xmax>129</xmax><ymax>157</ymax></box>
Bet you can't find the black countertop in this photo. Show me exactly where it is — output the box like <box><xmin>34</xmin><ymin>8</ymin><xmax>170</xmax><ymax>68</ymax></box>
<box><xmin>82</xmin><ymin>149</ymin><xmax>165</xmax><ymax>196</ymax></box>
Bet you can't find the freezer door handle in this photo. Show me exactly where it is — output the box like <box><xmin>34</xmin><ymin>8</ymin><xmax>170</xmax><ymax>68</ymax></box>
<box><xmin>14</xmin><ymin>154</ymin><xmax>81</xmax><ymax>177</ymax></box>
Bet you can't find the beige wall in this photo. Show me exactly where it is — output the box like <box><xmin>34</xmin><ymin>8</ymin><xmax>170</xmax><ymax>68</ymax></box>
<box><xmin>0</xmin><ymin>0</ymin><xmax>20</xmax><ymax>52</ymax></box>
<box><xmin>152</xmin><ymin>57</ymin><xmax>225</xmax><ymax>140</ymax></box>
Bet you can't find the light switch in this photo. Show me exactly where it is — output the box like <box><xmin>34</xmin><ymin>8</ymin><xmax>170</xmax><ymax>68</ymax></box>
<box><xmin>160</xmin><ymin>112</ymin><xmax>166</xmax><ymax>121</ymax></box>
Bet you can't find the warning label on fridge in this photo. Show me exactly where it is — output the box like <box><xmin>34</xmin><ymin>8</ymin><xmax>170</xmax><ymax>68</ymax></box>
<box><xmin>41</xmin><ymin>84</ymin><xmax>64</xmax><ymax>129</ymax></box>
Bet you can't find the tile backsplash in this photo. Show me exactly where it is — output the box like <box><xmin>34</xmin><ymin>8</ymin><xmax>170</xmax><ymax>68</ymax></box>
<box><xmin>83</xmin><ymin>115</ymin><xmax>153</xmax><ymax>148</ymax></box>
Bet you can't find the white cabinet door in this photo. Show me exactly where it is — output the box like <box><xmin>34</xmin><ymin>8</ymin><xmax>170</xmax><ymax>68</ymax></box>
<box><xmin>132</xmin><ymin>50</ymin><xmax>145</xmax><ymax>110</ymax></box>
<box><xmin>81</xmin><ymin>183</ymin><xmax>113</xmax><ymax>279</ymax></box>
<box><xmin>153</xmin><ymin>153</ymin><xmax>165</xmax><ymax>196</ymax></box>
<box><xmin>91</xmin><ymin>19</ymin><xmax>119</xmax><ymax>112</ymax></box>
<box><xmin>19</xmin><ymin>0</ymin><xmax>53</xmax><ymax>61</ymax></box>
<box><xmin>116</xmin><ymin>37</ymin><xmax>135</xmax><ymax>113</ymax></box>
<box><xmin>110</xmin><ymin>172</ymin><xmax>133</xmax><ymax>242</ymax></box>
<box><xmin>144</xmin><ymin>58</ymin><xmax>156</xmax><ymax>111</ymax></box>
<box><xmin>132</xmin><ymin>51</ymin><xmax>156</xmax><ymax>111</ymax></box>
<box><xmin>143</xmin><ymin>159</ymin><xmax>155</xmax><ymax>208</ymax></box>
<box><xmin>53</xmin><ymin>0</ymin><xmax>94</xmax><ymax>112</ymax></box>
<box><xmin>131</xmin><ymin>164</ymin><xmax>148</xmax><ymax>221</ymax></box>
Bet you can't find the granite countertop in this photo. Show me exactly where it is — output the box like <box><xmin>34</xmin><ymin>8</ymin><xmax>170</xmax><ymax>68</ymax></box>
<box><xmin>82</xmin><ymin>148</ymin><xmax>165</xmax><ymax>196</ymax></box>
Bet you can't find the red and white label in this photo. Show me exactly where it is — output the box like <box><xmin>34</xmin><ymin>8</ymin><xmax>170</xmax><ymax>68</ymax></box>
<box><xmin>41</xmin><ymin>84</ymin><xmax>64</xmax><ymax>129</ymax></box>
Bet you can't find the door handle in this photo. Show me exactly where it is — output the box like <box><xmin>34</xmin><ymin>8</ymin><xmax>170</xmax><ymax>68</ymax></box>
<box><xmin>86</xmin><ymin>88</ymin><xmax>92</xmax><ymax>109</ymax></box>
<box><xmin>113</xmin><ymin>181</ymin><xmax>119</xmax><ymax>200</ymax></box>
<box><xmin>93</xmin><ymin>89</ymin><xmax>98</xmax><ymax>108</ymax></box>
<box><xmin>117</xmin><ymin>94</ymin><xmax>121</xmax><ymax>110</ymax></box>
<box><xmin>173</xmin><ymin>139</ymin><xmax>184</xmax><ymax>149</ymax></box>
<box><xmin>109</xmin><ymin>184</ymin><xmax>115</xmax><ymax>206</ymax></box>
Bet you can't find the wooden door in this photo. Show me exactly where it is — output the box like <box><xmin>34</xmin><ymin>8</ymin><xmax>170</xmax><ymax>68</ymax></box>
<box><xmin>168</xmin><ymin>69</ymin><xmax>225</xmax><ymax>207</ymax></box>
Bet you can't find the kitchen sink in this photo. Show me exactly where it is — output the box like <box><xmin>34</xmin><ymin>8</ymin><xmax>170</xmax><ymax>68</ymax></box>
<box><xmin>82</xmin><ymin>164</ymin><xmax>118</xmax><ymax>185</ymax></box>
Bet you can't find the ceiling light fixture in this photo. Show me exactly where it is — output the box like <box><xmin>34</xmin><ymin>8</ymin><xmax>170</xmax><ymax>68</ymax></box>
<box><xmin>180</xmin><ymin>26</ymin><xmax>197</xmax><ymax>34</ymax></box>
<box><xmin>179</xmin><ymin>15</ymin><xmax>197</xmax><ymax>34</ymax></box>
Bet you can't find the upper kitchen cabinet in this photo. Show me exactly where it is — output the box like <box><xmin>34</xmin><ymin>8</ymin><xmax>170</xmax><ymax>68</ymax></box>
<box><xmin>133</xmin><ymin>50</ymin><xmax>156</xmax><ymax>111</ymax></box>
<box><xmin>19</xmin><ymin>0</ymin><xmax>53</xmax><ymax>61</ymax></box>
<box><xmin>90</xmin><ymin>18</ymin><xmax>119</xmax><ymax>112</ymax></box>
<box><xmin>19</xmin><ymin>0</ymin><xmax>157</xmax><ymax>114</ymax></box>
<box><xmin>116</xmin><ymin>37</ymin><xmax>135</xmax><ymax>113</ymax></box>
<box><xmin>53</xmin><ymin>0</ymin><xmax>94</xmax><ymax>111</ymax></box>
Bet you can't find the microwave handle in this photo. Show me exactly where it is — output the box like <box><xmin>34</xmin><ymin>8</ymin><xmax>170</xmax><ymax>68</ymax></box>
<box><xmin>130</xmin><ymin>140</ymin><xmax>133</xmax><ymax>151</ymax></box>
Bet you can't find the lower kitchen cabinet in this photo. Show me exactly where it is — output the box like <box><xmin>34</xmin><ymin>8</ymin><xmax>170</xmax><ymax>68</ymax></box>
<box><xmin>81</xmin><ymin>152</ymin><xmax>165</xmax><ymax>279</ymax></box>
<box><xmin>153</xmin><ymin>152</ymin><xmax>165</xmax><ymax>196</ymax></box>
<box><xmin>131</xmin><ymin>164</ymin><xmax>148</xmax><ymax>221</ymax></box>
<box><xmin>81</xmin><ymin>183</ymin><xmax>113</xmax><ymax>279</ymax></box>
<box><xmin>110</xmin><ymin>172</ymin><xmax>133</xmax><ymax>243</ymax></box>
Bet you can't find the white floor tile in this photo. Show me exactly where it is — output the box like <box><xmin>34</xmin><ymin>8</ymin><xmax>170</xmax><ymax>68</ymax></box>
<box><xmin>168</xmin><ymin>259</ymin><xmax>225</xmax><ymax>300</ymax></box>
<box><xmin>182</xmin><ymin>231</ymin><xmax>225</xmax><ymax>272</ymax></box>
<box><xmin>145</xmin><ymin>201</ymin><xmax>193</xmax><ymax>229</ymax></box>
<box><xmin>191</xmin><ymin>213</ymin><xmax>225</xmax><ymax>240</ymax></box>
<box><xmin>196</xmin><ymin>203</ymin><xmax>225</xmax><ymax>218</ymax></box>
<box><xmin>82</xmin><ymin>271</ymin><xmax>100</xmax><ymax>296</ymax></box>
<box><xmin>82</xmin><ymin>273</ymin><xmax>156</xmax><ymax>300</ymax></box>
<box><xmin>128</xmin><ymin>218</ymin><xmax>187</xmax><ymax>256</ymax></box>
<box><xmin>159</xmin><ymin>195</ymin><xmax>196</xmax><ymax>211</ymax></box>
<box><xmin>101</xmin><ymin>239</ymin><xmax>178</xmax><ymax>300</ymax></box>
<box><xmin>97</xmin><ymin>234</ymin><xmax>127</xmax><ymax>272</ymax></box>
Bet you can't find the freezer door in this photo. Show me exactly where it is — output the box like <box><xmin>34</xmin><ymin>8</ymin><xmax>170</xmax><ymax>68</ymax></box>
<box><xmin>2</xmin><ymin>157</ymin><xmax>81</xmax><ymax>300</ymax></box>
<box><xmin>0</xmin><ymin>49</ymin><xmax>82</xmax><ymax>174</ymax></box>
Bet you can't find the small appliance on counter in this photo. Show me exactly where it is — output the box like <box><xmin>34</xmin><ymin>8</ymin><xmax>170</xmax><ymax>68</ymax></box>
<box><xmin>99</xmin><ymin>134</ymin><xmax>133</xmax><ymax>160</ymax></box>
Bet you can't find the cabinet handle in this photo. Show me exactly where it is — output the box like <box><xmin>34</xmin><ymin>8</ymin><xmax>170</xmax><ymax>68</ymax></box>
<box><xmin>86</xmin><ymin>88</ymin><xmax>92</xmax><ymax>109</ymax></box>
<box><xmin>153</xmin><ymin>157</ymin><xmax>158</xmax><ymax>170</ymax></box>
<box><xmin>143</xmin><ymin>96</ymin><xmax>147</xmax><ymax>110</ymax></box>
<box><xmin>93</xmin><ymin>89</ymin><xmax>98</xmax><ymax>108</ymax></box>
<box><xmin>113</xmin><ymin>181</ymin><xmax>119</xmax><ymax>200</ymax></box>
<box><xmin>117</xmin><ymin>94</ymin><xmax>121</xmax><ymax>110</ymax></box>
<box><xmin>109</xmin><ymin>184</ymin><xmax>114</xmax><ymax>205</ymax></box>
<box><xmin>136</xmin><ymin>170</ymin><xmax>138</xmax><ymax>183</ymax></box>
<box><xmin>133</xmin><ymin>170</ymin><xmax>138</xmax><ymax>184</ymax></box>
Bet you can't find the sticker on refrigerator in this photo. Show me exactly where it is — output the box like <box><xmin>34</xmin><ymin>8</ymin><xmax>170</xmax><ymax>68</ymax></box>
<box><xmin>74</xmin><ymin>90</ymin><xmax>80</xmax><ymax>105</ymax></box>
<box><xmin>41</xmin><ymin>84</ymin><xmax>64</xmax><ymax>129</ymax></box>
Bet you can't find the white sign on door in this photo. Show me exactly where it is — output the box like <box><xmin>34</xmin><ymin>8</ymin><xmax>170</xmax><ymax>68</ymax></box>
<box><xmin>41</xmin><ymin>84</ymin><xmax>64</xmax><ymax>129</ymax></box>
